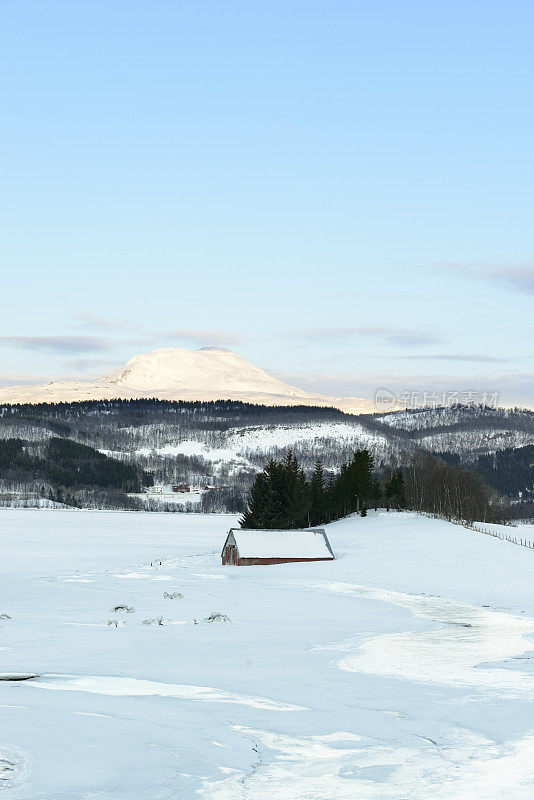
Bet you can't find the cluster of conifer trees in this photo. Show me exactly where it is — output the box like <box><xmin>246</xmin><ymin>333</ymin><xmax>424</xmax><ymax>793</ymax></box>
<box><xmin>241</xmin><ymin>447</ymin><xmax>504</xmax><ymax>529</ymax></box>
<box><xmin>240</xmin><ymin>450</ymin><xmax>405</xmax><ymax>529</ymax></box>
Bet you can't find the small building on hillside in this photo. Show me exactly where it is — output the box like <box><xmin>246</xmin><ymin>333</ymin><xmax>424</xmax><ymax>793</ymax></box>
<box><xmin>172</xmin><ymin>483</ymin><xmax>190</xmax><ymax>493</ymax></box>
<box><xmin>221</xmin><ymin>528</ymin><xmax>334</xmax><ymax>566</ymax></box>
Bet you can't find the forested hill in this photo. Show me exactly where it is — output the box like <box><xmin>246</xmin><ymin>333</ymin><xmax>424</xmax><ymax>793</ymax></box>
<box><xmin>440</xmin><ymin>445</ymin><xmax>534</xmax><ymax>498</ymax></box>
<box><xmin>0</xmin><ymin>437</ymin><xmax>151</xmax><ymax>508</ymax></box>
<box><xmin>0</xmin><ymin>399</ymin><xmax>532</xmax><ymax>513</ymax></box>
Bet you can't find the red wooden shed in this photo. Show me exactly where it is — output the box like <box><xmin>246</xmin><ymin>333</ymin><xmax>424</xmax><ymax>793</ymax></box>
<box><xmin>221</xmin><ymin>528</ymin><xmax>334</xmax><ymax>566</ymax></box>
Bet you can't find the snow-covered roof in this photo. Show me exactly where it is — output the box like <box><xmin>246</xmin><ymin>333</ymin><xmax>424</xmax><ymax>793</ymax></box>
<box><xmin>225</xmin><ymin>528</ymin><xmax>334</xmax><ymax>560</ymax></box>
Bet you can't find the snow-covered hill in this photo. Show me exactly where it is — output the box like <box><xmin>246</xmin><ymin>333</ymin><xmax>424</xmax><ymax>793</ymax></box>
<box><xmin>0</xmin><ymin>346</ymin><xmax>372</xmax><ymax>413</ymax></box>
<box><xmin>372</xmin><ymin>405</ymin><xmax>534</xmax><ymax>457</ymax></box>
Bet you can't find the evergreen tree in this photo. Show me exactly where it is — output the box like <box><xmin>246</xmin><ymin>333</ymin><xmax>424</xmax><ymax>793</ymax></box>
<box><xmin>385</xmin><ymin>469</ymin><xmax>406</xmax><ymax>510</ymax></box>
<box><xmin>309</xmin><ymin>459</ymin><xmax>326</xmax><ymax>526</ymax></box>
<box><xmin>240</xmin><ymin>452</ymin><xmax>310</xmax><ymax>529</ymax></box>
<box><xmin>279</xmin><ymin>452</ymin><xmax>306</xmax><ymax>528</ymax></box>
<box><xmin>240</xmin><ymin>470</ymin><xmax>271</xmax><ymax>528</ymax></box>
<box><xmin>348</xmin><ymin>450</ymin><xmax>374</xmax><ymax>510</ymax></box>
<box><xmin>370</xmin><ymin>478</ymin><xmax>382</xmax><ymax>510</ymax></box>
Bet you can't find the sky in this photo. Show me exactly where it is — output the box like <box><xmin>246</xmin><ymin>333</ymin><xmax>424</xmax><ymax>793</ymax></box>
<box><xmin>1</xmin><ymin>1</ymin><xmax>533</xmax><ymax>407</ymax></box>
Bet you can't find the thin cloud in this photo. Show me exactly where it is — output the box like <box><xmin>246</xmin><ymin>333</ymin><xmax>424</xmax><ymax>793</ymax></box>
<box><xmin>0</xmin><ymin>371</ymin><xmax>50</xmax><ymax>387</ymax></box>
<box><xmin>62</xmin><ymin>358</ymin><xmax>123</xmax><ymax>373</ymax></box>
<box><xmin>403</xmin><ymin>354</ymin><xmax>508</xmax><ymax>363</ymax></box>
<box><xmin>159</xmin><ymin>329</ymin><xmax>244</xmax><ymax>346</ymax></box>
<box><xmin>387</xmin><ymin>332</ymin><xmax>443</xmax><ymax>347</ymax></box>
<box><xmin>436</xmin><ymin>263</ymin><xmax>534</xmax><ymax>294</ymax></box>
<box><xmin>297</xmin><ymin>327</ymin><xmax>442</xmax><ymax>348</ymax></box>
<box><xmin>0</xmin><ymin>336</ymin><xmax>111</xmax><ymax>353</ymax></box>
<box><xmin>491</xmin><ymin>267</ymin><xmax>534</xmax><ymax>294</ymax></box>
<box><xmin>75</xmin><ymin>314</ymin><xmax>140</xmax><ymax>331</ymax></box>
<box><xmin>273</xmin><ymin>368</ymin><xmax>533</xmax><ymax>407</ymax></box>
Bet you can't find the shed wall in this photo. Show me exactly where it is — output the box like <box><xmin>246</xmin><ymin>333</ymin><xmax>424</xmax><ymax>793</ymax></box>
<box><xmin>237</xmin><ymin>556</ymin><xmax>333</xmax><ymax>566</ymax></box>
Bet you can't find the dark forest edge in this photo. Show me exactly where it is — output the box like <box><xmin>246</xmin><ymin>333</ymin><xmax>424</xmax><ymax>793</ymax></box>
<box><xmin>0</xmin><ymin>437</ymin><xmax>152</xmax><ymax>509</ymax></box>
<box><xmin>241</xmin><ymin>449</ymin><xmax>511</xmax><ymax>529</ymax></box>
<box><xmin>0</xmin><ymin>398</ymin><xmax>350</xmax><ymax>420</ymax></box>
<box><xmin>1</xmin><ymin>397</ymin><xmax>532</xmax><ymax>422</ymax></box>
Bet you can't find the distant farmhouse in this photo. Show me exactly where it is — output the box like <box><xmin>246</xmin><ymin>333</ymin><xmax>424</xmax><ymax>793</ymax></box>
<box><xmin>221</xmin><ymin>528</ymin><xmax>334</xmax><ymax>566</ymax></box>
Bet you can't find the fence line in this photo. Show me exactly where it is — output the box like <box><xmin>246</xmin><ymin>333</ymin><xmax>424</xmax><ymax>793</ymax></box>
<box><xmin>417</xmin><ymin>511</ymin><xmax>534</xmax><ymax>550</ymax></box>
<box><xmin>468</xmin><ymin>522</ymin><xmax>534</xmax><ymax>550</ymax></box>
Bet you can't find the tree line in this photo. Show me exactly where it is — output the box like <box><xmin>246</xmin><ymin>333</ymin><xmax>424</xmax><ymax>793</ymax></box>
<box><xmin>0</xmin><ymin>398</ymin><xmax>348</xmax><ymax>422</ymax></box>
<box><xmin>241</xmin><ymin>448</ymin><xmax>501</xmax><ymax>529</ymax></box>
<box><xmin>240</xmin><ymin>450</ymin><xmax>405</xmax><ymax>529</ymax></box>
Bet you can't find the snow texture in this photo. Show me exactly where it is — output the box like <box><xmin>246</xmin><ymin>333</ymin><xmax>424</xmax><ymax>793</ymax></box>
<box><xmin>228</xmin><ymin>529</ymin><xmax>333</xmax><ymax>559</ymax></box>
<box><xmin>1</xmin><ymin>508</ymin><xmax>534</xmax><ymax>798</ymax></box>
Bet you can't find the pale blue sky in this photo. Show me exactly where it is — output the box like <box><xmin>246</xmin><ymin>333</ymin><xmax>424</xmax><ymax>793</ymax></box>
<box><xmin>1</xmin><ymin>1</ymin><xmax>532</xmax><ymax>405</ymax></box>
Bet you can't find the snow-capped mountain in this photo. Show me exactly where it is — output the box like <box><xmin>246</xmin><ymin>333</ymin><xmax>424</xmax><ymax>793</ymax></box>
<box><xmin>0</xmin><ymin>346</ymin><xmax>372</xmax><ymax>413</ymax></box>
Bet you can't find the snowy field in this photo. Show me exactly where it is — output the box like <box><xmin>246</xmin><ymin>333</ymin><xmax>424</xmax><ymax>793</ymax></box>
<box><xmin>1</xmin><ymin>509</ymin><xmax>534</xmax><ymax>798</ymax></box>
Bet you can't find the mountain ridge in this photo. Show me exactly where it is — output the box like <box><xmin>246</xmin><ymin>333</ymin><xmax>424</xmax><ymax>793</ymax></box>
<box><xmin>0</xmin><ymin>346</ymin><xmax>373</xmax><ymax>414</ymax></box>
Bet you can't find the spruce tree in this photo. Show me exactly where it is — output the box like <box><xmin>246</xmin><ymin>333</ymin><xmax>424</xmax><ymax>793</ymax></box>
<box><xmin>348</xmin><ymin>450</ymin><xmax>374</xmax><ymax>510</ymax></box>
<box><xmin>309</xmin><ymin>459</ymin><xmax>326</xmax><ymax>526</ymax></box>
<box><xmin>240</xmin><ymin>470</ymin><xmax>271</xmax><ymax>528</ymax></box>
<box><xmin>370</xmin><ymin>478</ymin><xmax>382</xmax><ymax>510</ymax></box>
<box><xmin>278</xmin><ymin>452</ymin><xmax>310</xmax><ymax>528</ymax></box>
<box><xmin>385</xmin><ymin>469</ymin><xmax>406</xmax><ymax>510</ymax></box>
<box><xmin>240</xmin><ymin>452</ymin><xmax>311</xmax><ymax>529</ymax></box>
